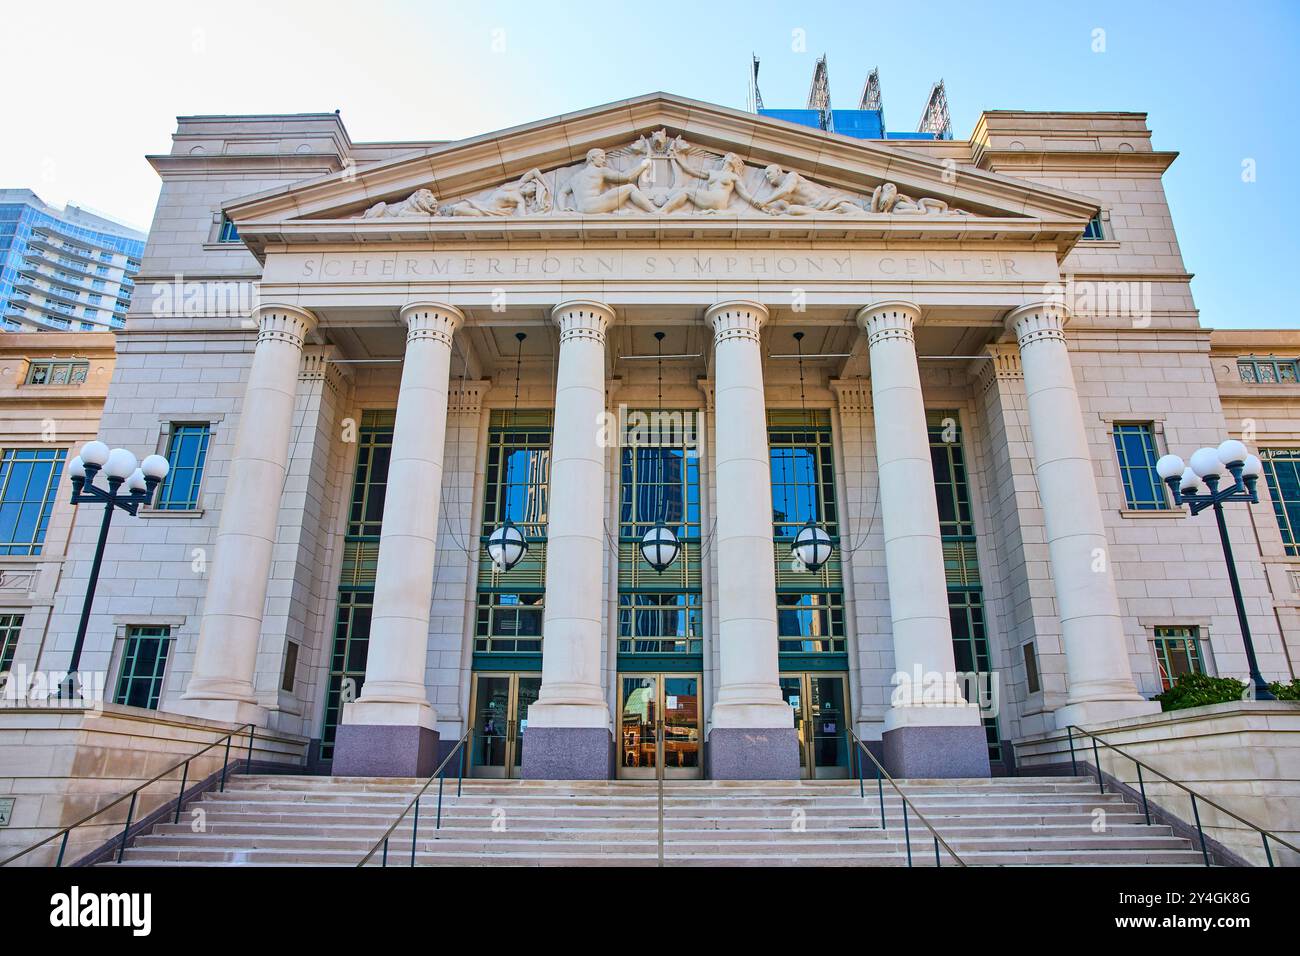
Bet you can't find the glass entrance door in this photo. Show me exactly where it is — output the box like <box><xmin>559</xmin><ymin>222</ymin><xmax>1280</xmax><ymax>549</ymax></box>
<box><xmin>618</xmin><ymin>673</ymin><xmax>702</xmax><ymax>779</ymax></box>
<box><xmin>780</xmin><ymin>672</ymin><xmax>851</xmax><ymax>779</ymax></box>
<box><xmin>469</xmin><ymin>672</ymin><xmax>540</xmax><ymax>778</ymax></box>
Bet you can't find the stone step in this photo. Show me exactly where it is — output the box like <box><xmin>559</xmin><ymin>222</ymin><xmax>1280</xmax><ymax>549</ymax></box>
<box><xmin>115</xmin><ymin>774</ymin><xmax>1202</xmax><ymax>867</ymax></box>
<box><xmin>160</xmin><ymin>813</ymin><xmax>1157</xmax><ymax>835</ymax></box>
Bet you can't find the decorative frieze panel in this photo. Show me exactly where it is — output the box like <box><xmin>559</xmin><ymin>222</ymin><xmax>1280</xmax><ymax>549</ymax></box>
<box><xmin>359</xmin><ymin>130</ymin><xmax>975</xmax><ymax>221</ymax></box>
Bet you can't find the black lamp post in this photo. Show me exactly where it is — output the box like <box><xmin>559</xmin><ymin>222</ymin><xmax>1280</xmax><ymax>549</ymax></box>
<box><xmin>59</xmin><ymin>440</ymin><xmax>170</xmax><ymax>699</ymax></box>
<box><xmin>1156</xmin><ymin>440</ymin><xmax>1275</xmax><ymax>701</ymax></box>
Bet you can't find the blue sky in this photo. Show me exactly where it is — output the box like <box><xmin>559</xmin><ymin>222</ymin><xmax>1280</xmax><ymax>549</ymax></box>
<box><xmin>3</xmin><ymin>0</ymin><xmax>1296</xmax><ymax>328</ymax></box>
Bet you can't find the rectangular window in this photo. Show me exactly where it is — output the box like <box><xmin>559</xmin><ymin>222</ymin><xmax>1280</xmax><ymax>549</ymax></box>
<box><xmin>281</xmin><ymin>640</ymin><xmax>299</xmax><ymax>694</ymax></box>
<box><xmin>1022</xmin><ymin>642</ymin><xmax>1041</xmax><ymax>694</ymax></box>
<box><xmin>618</xmin><ymin>409</ymin><xmax>702</xmax><ymax>660</ymax></box>
<box><xmin>25</xmin><ymin>360</ymin><xmax>88</xmax><ymax>385</ymax></box>
<box><xmin>0</xmin><ymin>448</ymin><xmax>66</xmax><ymax>556</ymax></box>
<box><xmin>1082</xmin><ymin>213</ymin><xmax>1105</xmax><ymax>240</ymax></box>
<box><xmin>619</xmin><ymin>592</ymin><xmax>703</xmax><ymax>655</ymax></box>
<box><xmin>1152</xmin><ymin>626</ymin><xmax>1204</xmax><ymax>690</ymax></box>
<box><xmin>929</xmin><ymin>410</ymin><xmax>1000</xmax><ymax>762</ymax></box>
<box><xmin>320</xmin><ymin>410</ymin><xmax>395</xmax><ymax>759</ymax></box>
<box><xmin>155</xmin><ymin>424</ymin><xmax>211</xmax><ymax>510</ymax></box>
<box><xmin>113</xmin><ymin>626</ymin><xmax>172</xmax><ymax>709</ymax></box>
<box><xmin>0</xmin><ymin>614</ymin><xmax>22</xmax><ymax>673</ymax></box>
<box><xmin>474</xmin><ymin>592</ymin><xmax>544</xmax><ymax>653</ymax></box>
<box><xmin>475</xmin><ymin>410</ymin><xmax>552</xmax><ymax>657</ymax></box>
<box><xmin>218</xmin><ymin>215</ymin><xmax>240</xmax><ymax>243</ymax></box>
<box><xmin>1238</xmin><ymin>357</ymin><xmax>1299</xmax><ymax>384</ymax></box>
<box><xmin>1112</xmin><ymin>423</ymin><xmax>1169</xmax><ymax>510</ymax></box>
<box><xmin>481</xmin><ymin>409</ymin><xmax>551</xmax><ymax>537</ymax></box>
<box><xmin>776</xmin><ymin>592</ymin><xmax>846</xmax><ymax>653</ymax></box>
<box><xmin>1261</xmin><ymin>449</ymin><xmax>1300</xmax><ymax>557</ymax></box>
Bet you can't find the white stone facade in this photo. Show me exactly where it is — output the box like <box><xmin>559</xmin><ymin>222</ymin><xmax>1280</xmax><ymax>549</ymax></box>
<box><xmin>10</xmin><ymin>97</ymin><xmax>1296</xmax><ymax>779</ymax></box>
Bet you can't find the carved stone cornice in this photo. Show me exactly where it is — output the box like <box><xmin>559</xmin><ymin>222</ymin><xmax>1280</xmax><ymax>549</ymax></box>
<box><xmin>706</xmin><ymin>300</ymin><xmax>767</xmax><ymax>345</ymax></box>
<box><xmin>400</xmin><ymin>301</ymin><xmax>464</xmax><ymax>346</ymax></box>
<box><xmin>829</xmin><ymin>378</ymin><xmax>872</xmax><ymax>414</ymax></box>
<box><xmin>553</xmin><ymin>300</ymin><xmax>614</xmax><ymax>345</ymax></box>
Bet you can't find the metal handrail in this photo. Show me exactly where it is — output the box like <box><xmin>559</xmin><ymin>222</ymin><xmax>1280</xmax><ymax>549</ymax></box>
<box><xmin>1052</xmin><ymin>724</ymin><xmax>1299</xmax><ymax>868</ymax></box>
<box><xmin>846</xmin><ymin>727</ymin><xmax>966</xmax><ymax>867</ymax></box>
<box><xmin>656</xmin><ymin>720</ymin><xmax>665</xmax><ymax>868</ymax></box>
<box><xmin>1</xmin><ymin>721</ymin><xmax>256</xmax><ymax>867</ymax></box>
<box><xmin>356</xmin><ymin>727</ymin><xmax>473</xmax><ymax>867</ymax></box>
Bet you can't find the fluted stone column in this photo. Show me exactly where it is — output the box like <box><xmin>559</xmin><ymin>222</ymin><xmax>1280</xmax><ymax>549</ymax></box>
<box><xmin>333</xmin><ymin>302</ymin><xmax>463</xmax><ymax>776</ymax></box>
<box><xmin>705</xmin><ymin>301</ymin><xmax>799</xmax><ymax>779</ymax></box>
<box><xmin>1008</xmin><ymin>302</ymin><xmax>1157</xmax><ymax>728</ymax></box>
<box><xmin>522</xmin><ymin>301</ymin><xmax>615</xmax><ymax>779</ymax></box>
<box><xmin>172</xmin><ymin>304</ymin><xmax>317</xmax><ymax>726</ymax></box>
<box><xmin>858</xmin><ymin>302</ymin><xmax>988</xmax><ymax>778</ymax></box>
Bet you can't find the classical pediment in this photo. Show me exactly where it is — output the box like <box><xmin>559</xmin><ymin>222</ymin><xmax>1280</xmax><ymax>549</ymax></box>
<box><xmin>225</xmin><ymin>93</ymin><xmax>1100</xmax><ymax>257</ymax></box>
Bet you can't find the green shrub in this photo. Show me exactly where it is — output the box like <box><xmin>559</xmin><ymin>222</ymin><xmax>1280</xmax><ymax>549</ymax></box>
<box><xmin>1154</xmin><ymin>672</ymin><xmax>1247</xmax><ymax>712</ymax></box>
<box><xmin>1269</xmin><ymin>678</ymin><xmax>1300</xmax><ymax>701</ymax></box>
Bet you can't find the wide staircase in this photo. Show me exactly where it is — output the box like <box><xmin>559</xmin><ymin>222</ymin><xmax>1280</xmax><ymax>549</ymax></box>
<box><xmin>110</xmin><ymin>775</ymin><xmax>1205</xmax><ymax>866</ymax></box>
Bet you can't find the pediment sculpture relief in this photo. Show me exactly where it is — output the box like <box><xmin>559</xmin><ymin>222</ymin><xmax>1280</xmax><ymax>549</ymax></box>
<box><xmin>356</xmin><ymin>130</ymin><xmax>970</xmax><ymax>219</ymax></box>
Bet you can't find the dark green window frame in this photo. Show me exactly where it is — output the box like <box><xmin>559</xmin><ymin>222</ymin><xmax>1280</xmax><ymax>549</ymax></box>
<box><xmin>477</xmin><ymin>410</ymin><xmax>553</xmax><ymax>656</ymax></box>
<box><xmin>475</xmin><ymin>592</ymin><xmax>544</xmax><ymax>654</ymax></box>
<box><xmin>155</xmin><ymin>423</ymin><xmax>211</xmax><ymax>511</ymax></box>
<box><xmin>618</xmin><ymin>409</ymin><xmax>702</xmax><ymax>660</ymax></box>
<box><xmin>320</xmin><ymin>411</ymin><xmax>394</xmax><ymax>759</ymax></box>
<box><xmin>929</xmin><ymin>410</ymin><xmax>1000</xmax><ymax>762</ymax></box>
<box><xmin>618</xmin><ymin>592</ymin><xmax>703</xmax><ymax>654</ymax></box>
<box><xmin>0</xmin><ymin>447</ymin><xmax>66</xmax><ymax>556</ymax></box>
<box><xmin>1261</xmin><ymin>449</ymin><xmax>1300</xmax><ymax>557</ymax></box>
<box><xmin>113</xmin><ymin>626</ymin><xmax>171</xmax><ymax>710</ymax></box>
<box><xmin>321</xmin><ymin>592</ymin><xmax>372</xmax><ymax>758</ymax></box>
<box><xmin>481</xmin><ymin>410</ymin><xmax>551</xmax><ymax>538</ymax></box>
<box><xmin>768</xmin><ymin>410</ymin><xmax>846</xmax><ymax>661</ymax></box>
<box><xmin>25</xmin><ymin>360</ymin><xmax>88</xmax><ymax>385</ymax></box>
<box><xmin>0</xmin><ymin>614</ymin><xmax>21</xmax><ymax>672</ymax></box>
<box><xmin>1238</xmin><ymin>356</ymin><xmax>1299</xmax><ymax>385</ymax></box>
<box><xmin>1153</xmin><ymin>626</ymin><xmax>1205</xmax><ymax>690</ymax></box>
<box><xmin>1112</xmin><ymin>422</ymin><xmax>1169</xmax><ymax>511</ymax></box>
<box><xmin>218</xmin><ymin>215</ymin><xmax>240</xmax><ymax>243</ymax></box>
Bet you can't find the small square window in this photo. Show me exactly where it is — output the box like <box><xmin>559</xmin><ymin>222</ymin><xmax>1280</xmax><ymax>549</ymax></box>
<box><xmin>1082</xmin><ymin>213</ymin><xmax>1105</xmax><ymax>240</ymax></box>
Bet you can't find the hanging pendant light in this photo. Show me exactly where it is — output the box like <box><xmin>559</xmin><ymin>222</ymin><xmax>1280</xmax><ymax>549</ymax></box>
<box><xmin>488</xmin><ymin>332</ymin><xmax>529</xmax><ymax>572</ymax></box>
<box><xmin>642</xmin><ymin>331</ymin><xmax>680</xmax><ymax>574</ymax></box>
<box><xmin>640</xmin><ymin>521</ymin><xmax>680</xmax><ymax>573</ymax></box>
<box><xmin>789</xmin><ymin>331</ymin><xmax>833</xmax><ymax>573</ymax></box>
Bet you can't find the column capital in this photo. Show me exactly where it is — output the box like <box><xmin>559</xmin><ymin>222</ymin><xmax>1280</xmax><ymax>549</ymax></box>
<box><xmin>400</xmin><ymin>301</ymin><xmax>463</xmax><ymax>346</ymax></box>
<box><xmin>552</xmin><ymin>299</ymin><xmax>614</xmax><ymax>345</ymax></box>
<box><xmin>856</xmin><ymin>300</ymin><xmax>922</xmax><ymax>346</ymax></box>
<box><xmin>1006</xmin><ymin>300</ymin><xmax>1071</xmax><ymax>349</ymax></box>
<box><xmin>706</xmin><ymin>300</ymin><xmax>768</xmax><ymax>345</ymax></box>
<box><xmin>253</xmin><ymin>304</ymin><xmax>317</xmax><ymax>348</ymax></box>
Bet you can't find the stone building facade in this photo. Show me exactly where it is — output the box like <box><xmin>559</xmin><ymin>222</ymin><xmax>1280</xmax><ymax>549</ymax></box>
<box><xmin>17</xmin><ymin>95</ymin><xmax>1298</xmax><ymax>780</ymax></box>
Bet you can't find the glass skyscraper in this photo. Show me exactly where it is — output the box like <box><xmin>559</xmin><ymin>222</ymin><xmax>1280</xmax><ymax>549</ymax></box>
<box><xmin>0</xmin><ymin>188</ymin><xmax>146</xmax><ymax>333</ymax></box>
